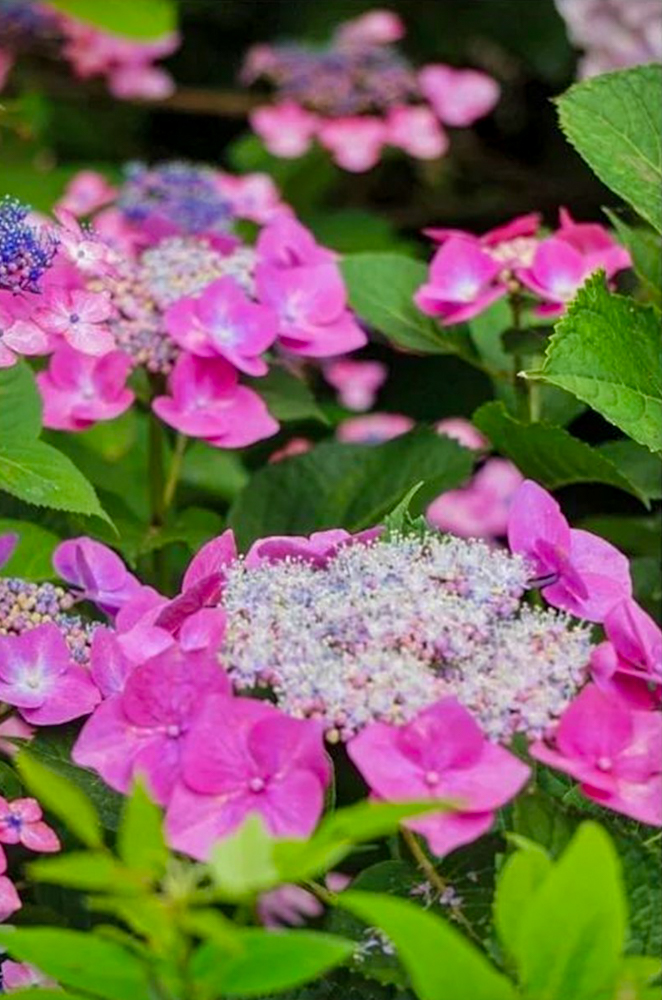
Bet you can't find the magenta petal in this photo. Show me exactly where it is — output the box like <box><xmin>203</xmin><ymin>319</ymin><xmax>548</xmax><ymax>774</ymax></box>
<box><xmin>580</xmin><ymin>777</ymin><xmax>662</xmax><ymax>827</ymax></box>
<box><xmin>20</xmin><ymin>820</ymin><xmax>60</xmax><ymax>853</ymax></box>
<box><xmin>407</xmin><ymin>810</ymin><xmax>495</xmax><ymax>857</ymax></box>
<box><xmin>166</xmin><ymin>783</ymin><xmax>250</xmax><ymax>860</ymax></box>
<box><xmin>72</xmin><ymin>696</ymin><xmax>145</xmax><ymax>794</ymax></box>
<box><xmin>0</xmin><ymin>876</ymin><xmax>21</xmax><ymax>921</ymax></box>
<box><xmin>507</xmin><ymin>479</ymin><xmax>570</xmax><ymax>576</ymax></box>
<box><xmin>183</xmin><ymin>529</ymin><xmax>238</xmax><ymax>589</ymax></box>
<box><xmin>0</xmin><ymin>532</ymin><xmax>20</xmax><ymax>570</ymax></box>
<box><xmin>544</xmin><ymin>528</ymin><xmax>631</xmax><ymax>622</ymax></box>
<box><xmin>254</xmin><ymin>769</ymin><xmax>325</xmax><ymax>838</ymax></box>
<box><xmin>181</xmin><ymin>695</ymin><xmax>273</xmax><ymax>795</ymax></box>
<box><xmin>21</xmin><ymin>666</ymin><xmax>100</xmax><ymax>725</ymax></box>
<box><xmin>89</xmin><ymin>627</ymin><xmax>134</xmax><ymax>697</ymax></box>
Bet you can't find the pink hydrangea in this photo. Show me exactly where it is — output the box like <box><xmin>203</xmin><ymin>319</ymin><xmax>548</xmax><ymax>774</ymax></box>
<box><xmin>324</xmin><ymin>359</ymin><xmax>387</xmax><ymax>411</ymax></box>
<box><xmin>53</xmin><ymin>537</ymin><xmax>141</xmax><ymax>617</ymax></box>
<box><xmin>258</xmin><ymin>885</ymin><xmax>323</xmax><ymax>929</ymax></box>
<box><xmin>250</xmin><ymin>102</ymin><xmax>320</xmax><ymax>158</ymax></box>
<box><xmin>35</xmin><ymin>287</ymin><xmax>115</xmax><ymax>356</ymax></box>
<box><xmin>336</xmin><ymin>10</ymin><xmax>405</xmax><ymax>46</ymax></box>
<box><xmin>165</xmin><ymin>277</ymin><xmax>278</xmax><ymax>375</ymax></box>
<box><xmin>0</xmin><ymin>533</ymin><xmax>17</xmax><ymax>570</ymax></box>
<box><xmin>418</xmin><ymin>65</ymin><xmax>501</xmax><ymax>127</ymax></box>
<box><xmin>318</xmin><ymin>117</ymin><xmax>387</xmax><ymax>172</ymax></box>
<box><xmin>531</xmin><ymin>684</ymin><xmax>661</xmax><ymax>826</ymax></box>
<box><xmin>256</xmin><ymin>216</ymin><xmax>335</xmax><ymax>269</ymax></box>
<box><xmin>153</xmin><ymin>353</ymin><xmax>279</xmax><ymax>447</ymax></box>
<box><xmin>56</xmin><ymin>171</ymin><xmax>117</xmax><ymax>217</ymax></box>
<box><xmin>427</xmin><ymin>458</ymin><xmax>524</xmax><ymax>539</ymax></box>
<box><xmin>215</xmin><ymin>172</ymin><xmax>288</xmax><ymax>225</ymax></box>
<box><xmin>0</xmin><ymin>797</ymin><xmax>60</xmax><ymax>858</ymax></box>
<box><xmin>435</xmin><ymin>417</ymin><xmax>487</xmax><ymax>451</ymax></box>
<box><xmin>0</xmin><ymin>716</ymin><xmax>34</xmax><ymax>758</ymax></box>
<box><xmin>88</xmin><ymin>628</ymin><xmax>135</xmax><ymax>699</ymax></box>
<box><xmin>0</xmin><ymin>624</ymin><xmax>100</xmax><ymax>726</ymax></box>
<box><xmin>166</xmin><ymin>695</ymin><xmax>330</xmax><ymax>859</ymax></box>
<box><xmin>415</xmin><ymin>236</ymin><xmax>507</xmax><ymax>325</ymax></box>
<box><xmin>348</xmin><ymin>698</ymin><xmax>530</xmax><ymax>856</ymax></box>
<box><xmin>386</xmin><ymin>105</ymin><xmax>449</xmax><ymax>159</ymax></box>
<box><xmin>1</xmin><ymin>961</ymin><xmax>56</xmax><ymax>990</ymax></box>
<box><xmin>73</xmin><ymin>646</ymin><xmax>231</xmax><ymax>805</ymax></box>
<box><xmin>37</xmin><ymin>344</ymin><xmax>134</xmax><ymax>431</ymax></box>
<box><xmin>336</xmin><ymin>412</ymin><xmax>414</xmax><ymax>444</ymax></box>
<box><xmin>0</xmin><ymin>299</ymin><xmax>51</xmax><ymax>369</ymax></box>
<box><xmin>507</xmin><ymin>479</ymin><xmax>632</xmax><ymax>622</ymax></box>
<box><xmin>269</xmin><ymin>437</ymin><xmax>313</xmax><ymax>463</ymax></box>
<box><xmin>0</xmin><ymin>857</ymin><xmax>20</xmax><ymax>923</ymax></box>
<box><xmin>245</xmin><ymin>528</ymin><xmax>380</xmax><ymax>569</ymax></box>
<box><xmin>591</xmin><ymin>599</ymin><xmax>662</xmax><ymax>709</ymax></box>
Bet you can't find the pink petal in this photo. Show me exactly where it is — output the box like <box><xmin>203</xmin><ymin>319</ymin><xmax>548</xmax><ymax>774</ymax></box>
<box><xmin>182</xmin><ymin>529</ymin><xmax>238</xmax><ymax>590</ymax></box>
<box><xmin>21</xmin><ymin>665</ymin><xmax>100</xmax><ymax>725</ymax></box>
<box><xmin>407</xmin><ymin>810</ymin><xmax>495</xmax><ymax>857</ymax></box>
<box><xmin>0</xmin><ymin>876</ymin><xmax>21</xmax><ymax>921</ymax></box>
<box><xmin>20</xmin><ymin>820</ymin><xmax>60</xmax><ymax>853</ymax></box>
<box><xmin>507</xmin><ymin>480</ymin><xmax>570</xmax><ymax>578</ymax></box>
<box><xmin>544</xmin><ymin>528</ymin><xmax>631</xmax><ymax>622</ymax></box>
<box><xmin>419</xmin><ymin>65</ymin><xmax>500</xmax><ymax>126</ymax></box>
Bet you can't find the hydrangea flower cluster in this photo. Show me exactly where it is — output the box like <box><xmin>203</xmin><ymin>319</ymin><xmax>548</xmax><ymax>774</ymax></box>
<box><xmin>0</xmin><ymin>0</ymin><xmax>179</xmax><ymax>99</ymax></box>
<box><xmin>416</xmin><ymin>208</ymin><xmax>631</xmax><ymax>324</ymax></box>
<box><xmin>555</xmin><ymin>0</ymin><xmax>662</xmax><ymax>78</ymax></box>
<box><xmin>242</xmin><ymin>9</ymin><xmax>500</xmax><ymax>171</ymax></box>
<box><xmin>2</xmin><ymin>162</ymin><xmax>366</xmax><ymax>448</ymax></box>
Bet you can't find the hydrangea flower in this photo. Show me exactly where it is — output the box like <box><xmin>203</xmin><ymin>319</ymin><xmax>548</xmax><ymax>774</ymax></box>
<box><xmin>0</xmin><ymin>299</ymin><xmax>50</xmax><ymax>368</ymax></box>
<box><xmin>324</xmin><ymin>359</ymin><xmax>387</xmax><ymax>412</ymax></box>
<box><xmin>507</xmin><ymin>479</ymin><xmax>632</xmax><ymax>622</ymax></box>
<box><xmin>35</xmin><ymin>286</ymin><xmax>115</xmax><ymax>355</ymax></box>
<box><xmin>166</xmin><ymin>695</ymin><xmax>330</xmax><ymax>859</ymax></box>
<box><xmin>55</xmin><ymin>170</ymin><xmax>117</xmax><ymax>218</ymax></box>
<box><xmin>243</xmin><ymin>10</ymin><xmax>499</xmax><ymax>171</ymax></box>
<box><xmin>414</xmin><ymin>237</ymin><xmax>507</xmax><ymax>325</ymax></box>
<box><xmin>0</xmin><ymin>196</ymin><xmax>58</xmax><ymax>294</ymax></box>
<box><xmin>590</xmin><ymin>599</ymin><xmax>662</xmax><ymax>708</ymax></box>
<box><xmin>531</xmin><ymin>684</ymin><xmax>661</xmax><ymax>825</ymax></box>
<box><xmin>555</xmin><ymin>0</ymin><xmax>662</xmax><ymax>77</ymax></box>
<box><xmin>428</xmin><ymin>458</ymin><xmax>523</xmax><ymax>540</ymax></box>
<box><xmin>37</xmin><ymin>344</ymin><xmax>134</xmax><ymax>431</ymax></box>
<box><xmin>336</xmin><ymin>412</ymin><xmax>414</xmax><ymax>443</ymax></box>
<box><xmin>53</xmin><ymin>536</ymin><xmax>141</xmax><ymax>617</ymax></box>
<box><xmin>1</xmin><ymin>961</ymin><xmax>56</xmax><ymax>991</ymax></box>
<box><xmin>348</xmin><ymin>697</ymin><xmax>530</xmax><ymax>856</ymax></box>
<box><xmin>0</xmin><ymin>796</ymin><xmax>60</xmax><ymax>857</ymax></box>
<box><xmin>0</xmin><ymin>533</ymin><xmax>18</xmax><ymax>569</ymax></box>
<box><xmin>435</xmin><ymin>417</ymin><xmax>487</xmax><ymax>451</ymax></box>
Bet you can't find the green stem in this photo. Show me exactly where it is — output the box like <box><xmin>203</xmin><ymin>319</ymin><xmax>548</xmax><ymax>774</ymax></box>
<box><xmin>509</xmin><ymin>293</ymin><xmax>531</xmax><ymax>422</ymax></box>
<box><xmin>163</xmin><ymin>434</ymin><xmax>187</xmax><ymax>514</ymax></box>
<box><xmin>148</xmin><ymin>412</ymin><xmax>167</xmax><ymax>589</ymax></box>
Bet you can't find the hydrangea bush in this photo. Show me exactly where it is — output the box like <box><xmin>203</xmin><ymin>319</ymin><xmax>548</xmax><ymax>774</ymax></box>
<box><xmin>0</xmin><ymin>3</ymin><xmax>660</xmax><ymax>999</ymax></box>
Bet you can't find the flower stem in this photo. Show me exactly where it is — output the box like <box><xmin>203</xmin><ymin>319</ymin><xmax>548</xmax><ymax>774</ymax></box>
<box><xmin>163</xmin><ymin>433</ymin><xmax>188</xmax><ymax>515</ymax></box>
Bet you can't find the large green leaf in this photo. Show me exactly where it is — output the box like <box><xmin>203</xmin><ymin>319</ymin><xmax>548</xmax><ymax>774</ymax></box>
<box><xmin>473</xmin><ymin>402</ymin><xmax>650</xmax><ymax>503</ymax></box>
<box><xmin>596</xmin><ymin>440</ymin><xmax>662</xmax><ymax>501</ymax></box>
<box><xmin>0</xmin><ymin>440</ymin><xmax>110</xmax><ymax>522</ymax></box>
<box><xmin>246</xmin><ymin>365</ymin><xmax>327</xmax><ymax>424</ymax></box>
<box><xmin>605</xmin><ymin>211</ymin><xmax>662</xmax><ymax>306</ymax></box>
<box><xmin>494</xmin><ymin>843</ymin><xmax>552</xmax><ymax>960</ymax></box>
<box><xmin>46</xmin><ymin>0</ymin><xmax>177</xmax><ymax>40</ymax></box>
<box><xmin>181</xmin><ymin>442</ymin><xmax>249</xmax><ymax>501</ymax></box>
<box><xmin>338</xmin><ymin>891</ymin><xmax>517</xmax><ymax>1000</ymax></box>
<box><xmin>557</xmin><ymin>65</ymin><xmax>662</xmax><ymax>232</ymax></box>
<box><xmin>340</xmin><ymin>253</ymin><xmax>481</xmax><ymax>368</ymax></box>
<box><xmin>0</xmin><ymin>927</ymin><xmax>152</xmax><ymax>1000</ymax></box>
<box><xmin>117</xmin><ymin>781</ymin><xmax>168</xmax><ymax>880</ymax></box>
<box><xmin>529</xmin><ymin>274</ymin><xmax>662</xmax><ymax>454</ymax></box>
<box><xmin>192</xmin><ymin>930</ymin><xmax>354</xmax><ymax>997</ymax></box>
<box><xmin>228</xmin><ymin>429</ymin><xmax>473</xmax><ymax>548</ymax></box>
<box><xmin>209</xmin><ymin>814</ymin><xmax>280</xmax><ymax>900</ymax></box>
<box><xmin>0</xmin><ymin>517</ymin><xmax>60</xmax><ymax>580</ymax></box>
<box><xmin>514</xmin><ymin>822</ymin><xmax>627</xmax><ymax>1000</ymax></box>
<box><xmin>0</xmin><ymin>362</ymin><xmax>42</xmax><ymax>440</ymax></box>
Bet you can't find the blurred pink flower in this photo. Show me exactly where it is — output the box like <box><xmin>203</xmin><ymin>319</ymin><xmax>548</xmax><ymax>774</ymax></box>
<box><xmin>415</xmin><ymin>236</ymin><xmax>507</xmax><ymax>325</ymax></box>
<box><xmin>0</xmin><ymin>624</ymin><xmax>100</xmax><ymax>726</ymax></box>
<box><xmin>269</xmin><ymin>437</ymin><xmax>313</xmax><ymax>462</ymax></box>
<box><xmin>0</xmin><ymin>49</ymin><xmax>15</xmax><ymax>91</ymax></box>
<box><xmin>428</xmin><ymin>458</ymin><xmax>523</xmax><ymax>539</ymax></box>
<box><xmin>507</xmin><ymin>480</ymin><xmax>632</xmax><ymax>622</ymax></box>
<box><xmin>0</xmin><ymin>867</ymin><xmax>20</xmax><ymax>924</ymax></box>
<box><xmin>54</xmin><ymin>209</ymin><xmax>115</xmax><ymax>276</ymax></box>
<box><xmin>336</xmin><ymin>10</ymin><xmax>405</xmax><ymax>46</ymax></box>
<box><xmin>418</xmin><ymin>65</ymin><xmax>500</xmax><ymax>126</ymax></box>
<box><xmin>531</xmin><ymin>684</ymin><xmax>661</xmax><ymax>826</ymax></box>
<box><xmin>324</xmin><ymin>359</ymin><xmax>387</xmax><ymax>411</ymax></box>
<box><xmin>348</xmin><ymin>697</ymin><xmax>529</xmax><ymax>856</ymax></box>
<box><xmin>425</xmin><ymin>213</ymin><xmax>541</xmax><ymax>249</ymax></box>
<box><xmin>35</xmin><ymin>287</ymin><xmax>115</xmax><ymax>355</ymax></box>
<box><xmin>56</xmin><ymin>170</ymin><xmax>117</xmax><ymax>217</ymax></box>
<box><xmin>258</xmin><ymin>884</ymin><xmax>323</xmax><ymax>929</ymax></box>
<box><xmin>88</xmin><ymin>628</ymin><xmax>135</xmax><ymax>698</ymax></box>
<box><xmin>591</xmin><ymin>599</ymin><xmax>662</xmax><ymax>709</ymax></box>
<box><xmin>215</xmin><ymin>172</ymin><xmax>288</xmax><ymax>225</ymax></box>
<box><xmin>53</xmin><ymin>537</ymin><xmax>141</xmax><ymax>617</ymax></box>
<box><xmin>38</xmin><ymin>344</ymin><xmax>134</xmax><ymax>431</ymax></box>
<box><xmin>153</xmin><ymin>353</ymin><xmax>279</xmax><ymax>447</ymax></box>
<box><xmin>0</xmin><ymin>300</ymin><xmax>51</xmax><ymax>369</ymax></box>
<box><xmin>318</xmin><ymin>116</ymin><xmax>386</xmax><ymax>172</ymax></box>
<box><xmin>109</xmin><ymin>64</ymin><xmax>175</xmax><ymax>100</ymax></box>
<box><xmin>245</xmin><ymin>528</ymin><xmax>380</xmax><ymax>569</ymax></box>
<box><xmin>386</xmin><ymin>105</ymin><xmax>449</xmax><ymax>159</ymax></box>
<box><xmin>257</xmin><ymin>216</ymin><xmax>335</xmax><ymax>269</ymax></box>
<box><xmin>251</xmin><ymin>102</ymin><xmax>319</xmax><ymax>158</ymax></box>
<box><xmin>73</xmin><ymin>646</ymin><xmax>231</xmax><ymax>805</ymax></box>
<box><xmin>0</xmin><ymin>533</ymin><xmax>18</xmax><ymax>570</ymax></box>
<box><xmin>165</xmin><ymin>277</ymin><xmax>278</xmax><ymax>375</ymax></box>
<box><xmin>1</xmin><ymin>961</ymin><xmax>56</xmax><ymax>990</ymax></box>
<box><xmin>337</xmin><ymin>412</ymin><xmax>414</xmax><ymax>443</ymax></box>
<box><xmin>166</xmin><ymin>695</ymin><xmax>330</xmax><ymax>859</ymax></box>
<box><xmin>435</xmin><ymin>417</ymin><xmax>487</xmax><ymax>451</ymax></box>
<box><xmin>0</xmin><ymin>797</ymin><xmax>60</xmax><ymax>855</ymax></box>
<box><xmin>0</xmin><ymin>716</ymin><xmax>34</xmax><ymax>758</ymax></box>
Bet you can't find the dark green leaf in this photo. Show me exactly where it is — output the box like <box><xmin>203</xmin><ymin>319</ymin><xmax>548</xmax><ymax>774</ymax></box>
<box><xmin>0</xmin><ymin>440</ymin><xmax>111</xmax><ymax>523</ymax></box>
<box><xmin>473</xmin><ymin>401</ymin><xmax>650</xmax><ymax>503</ymax></box>
<box><xmin>0</xmin><ymin>362</ymin><xmax>41</xmax><ymax>441</ymax></box>
<box><xmin>557</xmin><ymin>65</ymin><xmax>662</xmax><ymax>232</ymax></box>
<box><xmin>605</xmin><ymin>211</ymin><xmax>662</xmax><ymax>306</ymax></box>
<box><xmin>247</xmin><ymin>366</ymin><xmax>327</xmax><ymax>424</ymax></box>
<box><xmin>577</xmin><ymin>514</ymin><xmax>661</xmax><ymax>558</ymax></box>
<box><xmin>46</xmin><ymin>0</ymin><xmax>177</xmax><ymax>40</ymax></box>
<box><xmin>597</xmin><ymin>441</ymin><xmax>662</xmax><ymax>501</ymax></box>
<box><xmin>228</xmin><ymin>429</ymin><xmax>473</xmax><ymax>548</ymax></box>
<box><xmin>17</xmin><ymin>751</ymin><xmax>103</xmax><ymax>849</ymax></box>
<box><xmin>529</xmin><ymin>274</ymin><xmax>662</xmax><ymax>454</ymax></box>
<box><xmin>181</xmin><ymin>443</ymin><xmax>249</xmax><ymax>501</ymax></box>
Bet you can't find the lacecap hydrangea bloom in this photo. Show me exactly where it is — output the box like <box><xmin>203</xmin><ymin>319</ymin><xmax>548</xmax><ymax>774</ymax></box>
<box><xmin>242</xmin><ymin>8</ymin><xmax>500</xmax><ymax>171</ymax></box>
<box><xmin>2</xmin><ymin>161</ymin><xmax>366</xmax><ymax>449</ymax></box>
<box><xmin>555</xmin><ymin>0</ymin><xmax>662</xmax><ymax>78</ymax></box>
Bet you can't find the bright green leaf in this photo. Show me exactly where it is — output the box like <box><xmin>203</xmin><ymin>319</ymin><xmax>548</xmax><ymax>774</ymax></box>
<box><xmin>208</xmin><ymin>814</ymin><xmax>280</xmax><ymax>900</ymax></box>
<box><xmin>228</xmin><ymin>429</ymin><xmax>473</xmax><ymax>548</ymax></box>
<box><xmin>529</xmin><ymin>274</ymin><xmax>662</xmax><ymax>454</ymax></box>
<box><xmin>0</xmin><ymin>927</ymin><xmax>152</xmax><ymax>1000</ymax></box>
<box><xmin>338</xmin><ymin>891</ymin><xmax>517</xmax><ymax>1000</ymax></box>
<box><xmin>473</xmin><ymin>401</ymin><xmax>650</xmax><ymax>503</ymax></box>
<box><xmin>17</xmin><ymin>750</ymin><xmax>103</xmax><ymax>848</ymax></box>
<box><xmin>181</xmin><ymin>442</ymin><xmax>249</xmax><ymax>501</ymax></box>
<box><xmin>247</xmin><ymin>365</ymin><xmax>328</xmax><ymax>424</ymax></box>
<box><xmin>557</xmin><ymin>65</ymin><xmax>662</xmax><ymax>232</ymax></box>
<box><xmin>340</xmin><ymin>253</ymin><xmax>482</xmax><ymax>368</ymax></box>
<box><xmin>46</xmin><ymin>0</ymin><xmax>177</xmax><ymax>40</ymax></box>
<box><xmin>0</xmin><ymin>440</ymin><xmax>111</xmax><ymax>522</ymax></box>
<box><xmin>29</xmin><ymin>852</ymin><xmax>132</xmax><ymax>892</ymax></box>
<box><xmin>192</xmin><ymin>929</ymin><xmax>354</xmax><ymax>998</ymax></box>
<box><xmin>0</xmin><ymin>362</ymin><xmax>42</xmax><ymax>441</ymax></box>
<box><xmin>494</xmin><ymin>844</ymin><xmax>552</xmax><ymax>959</ymax></box>
<box><xmin>0</xmin><ymin>518</ymin><xmax>60</xmax><ymax>580</ymax></box>
<box><xmin>515</xmin><ymin>822</ymin><xmax>627</xmax><ymax>1000</ymax></box>
<box><xmin>117</xmin><ymin>780</ymin><xmax>168</xmax><ymax>879</ymax></box>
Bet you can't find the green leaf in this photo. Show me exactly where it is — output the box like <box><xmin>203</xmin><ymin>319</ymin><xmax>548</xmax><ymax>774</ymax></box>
<box><xmin>29</xmin><ymin>852</ymin><xmax>132</xmax><ymax>892</ymax></box>
<box><xmin>556</xmin><ymin>65</ymin><xmax>662</xmax><ymax>232</ymax></box>
<box><xmin>494</xmin><ymin>843</ymin><xmax>552</xmax><ymax>959</ymax></box>
<box><xmin>208</xmin><ymin>814</ymin><xmax>280</xmax><ymax>900</ymax></box>
<box><xmin>247</xmin><ymin>365</ymin><xmax>327</xmax><ymax>424</ymax></box>
<box><xmin>340</xmin><ymin>253</ymin><xmax>481</xmax><ymax>367</ymax></box>
<box><xmin>597</xmin><ymin>441</ymin><xmax>662</xmax><ymax>501</ymax></box>
<box><xmin>383</xmin><ymin>482</ymin><xmax>428</xmax><ymax>540</ymax></box>
<box><xmin>0</xmin><ymin>362</ymin><xmax>41</xmax><ymax>441</ymax></box>
<box><xmin>473</xmin><ymin>401</ymin><xmax>650</xmax><ymax>503</ymax></box>
<box><xmin>0</xmin><ymin>991</ymin><xmax>89</xmax><ymax>999</ymax></box>
<box><xmin>605</xmin><ymin>211</ymin><xmax>662</xmax><ymax>306</ymax></box>
<box><xmin>578</xmin><ymin>514</ymin><xmax>661</xmax><ymax>559</ymax></box>
<box><xmin>228</xmin><ymin>429</ymin><xmax>473</xmax><ymax>548</ymax></box>
<box><xmin>514</xmin><ymin>822</ymin><xmax>627</xmax><ymax>1000</ymax></box>
<box><xmin>0</xmin><ymin>440</ymin><xmax>111</xmax><ymax>523</ymax></box>
<box><xmin>338</xmin><ymin>891</ymin><xmax>517</xmax><ymax>1000</ymax></box>
<box><xmin>0</xmin><ymin>518</ymin><xmax>60</xmax><ymax>580</ymax></box>
<box><xmin>46</xmin><ymin>0</ymin><xmax>177</xmax><ymax>40</ymax></box>
<box><xmin>192</xmin><ymin>930</ymin><xmax>354</xmax><ymax>998</ymax></box>
<box><xmin>181</xmin><ymin>442</ymin><xmax>249</xmax><ymax>501</ymax></box>
<box><xmin>17</xmin><ymin>751</ymin><xmax>104</xmax><ymax>848</ymax></box>
<box><xmin>529</xmin><ymin>273</ymin><xmax>662</xmax><ymax>454</ymax></box>
<box><xmin>117</xmin><ymin>780</ymin><xmax>168</xmax><ymax>879</ymax></box>
<box><xmin>0</xmin><ymin>927</ymin><xmax>152</xmax><ymax>1000</ymax></box>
